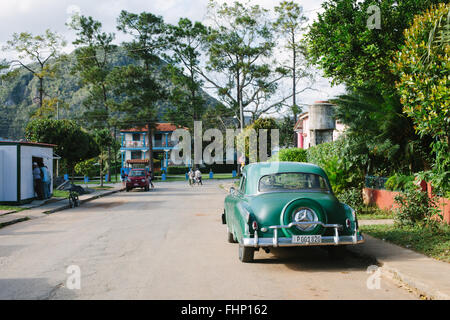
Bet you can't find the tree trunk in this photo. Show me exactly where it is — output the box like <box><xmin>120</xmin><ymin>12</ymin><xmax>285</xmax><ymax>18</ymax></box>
<box><xmin>148</xmin><ymin>124</ymin><xmax>154</xmax><ymax>179</ymax></box>
<box><xmin>100</xmin><ymin>158</ymin><xmax>104</xmax><ymax>187</ymax></box>
<box><xmin>39</xmin><ymin>77</ymin><xmax>44</xmax><ymax>110</ymax></box>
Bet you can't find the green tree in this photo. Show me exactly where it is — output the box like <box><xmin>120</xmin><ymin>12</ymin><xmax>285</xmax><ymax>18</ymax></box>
<box><xmin>274</xmin><ymin>1</ymin><xmax>312</xmax><ymax>125</ymax></box>
<box><xmin>2</xmin><ymin>30</ymin><xmax>66</xmax><ymax>110</ymax></box>
<box><xmin>165</xmin><ymin>18</ymin><xmax>209</xmax><ymax>130</ymax></box>
<box><xmin>306</xmin><ymin>0</ymin><xmax>442</xmax><ymax>92</ymax></box>
<box><xmin>25</xmin><ymin>119</ymin><xmax>99</xmax><ymax>180</ymax></box>
<box><xmin>115</xmin><ymin>10</ymin><xmax>168</xmax><ymax>177</ymax></box>
<box><xmin>392</xmin><ymin>3</ymin><xmax>450</xmax><ymax>174</ymax></box>
<box><xmin>94</xmin><ymin>128</ymin><xmax>114</xmax><ymax>187</ymax></box>
<box><xmin>68</xmin><ymin>14</ymin><xmax>117</xmax><ymax>181</ymax></box>
<box><xmin>202</xmin><ymin>0</ymin><xmax>284</xmax><ymax>129</ymax></box>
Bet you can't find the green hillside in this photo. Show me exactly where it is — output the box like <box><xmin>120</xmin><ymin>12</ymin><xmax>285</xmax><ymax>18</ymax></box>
<box><xmin>0</xmin><ymin>48</ymin><xmax>219</xmax><ymax>139</ymax></box>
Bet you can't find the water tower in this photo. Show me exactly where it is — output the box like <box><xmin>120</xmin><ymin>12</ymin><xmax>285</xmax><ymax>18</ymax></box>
<box><xmin>308</xmin><ymin>101</ymin><xmax>336</xmax><ymax>147</ymax></box>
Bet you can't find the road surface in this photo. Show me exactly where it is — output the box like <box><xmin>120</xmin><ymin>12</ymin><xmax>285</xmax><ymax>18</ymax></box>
<box><xmin>0</xmin><ymin>180</ymin><xmax>416</xmax><ymax>299</ymax></box>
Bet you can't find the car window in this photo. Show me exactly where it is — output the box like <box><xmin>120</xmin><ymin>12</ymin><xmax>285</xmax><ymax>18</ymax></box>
<box><xmin>129</xmin><ymin>170</ymin><xmax>145</xmax><ymax>177</ymax></box>
<box><xmin>258</xmin><ymin>173</ymin><xmax>329</xmax><ymax>193</ymax></box>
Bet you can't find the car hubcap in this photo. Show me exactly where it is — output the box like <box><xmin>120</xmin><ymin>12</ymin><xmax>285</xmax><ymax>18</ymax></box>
<box><xmin>292</xmin><ymin>207</ymin><xmax>318</xmax><ymax>232</ymax></box>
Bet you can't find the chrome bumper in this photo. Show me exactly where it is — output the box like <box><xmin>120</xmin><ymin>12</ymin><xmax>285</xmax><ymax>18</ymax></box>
<box><xmin>243</xmin><ymin>221</ymin><xmax>364</xmax><ymax>248</ymax></box>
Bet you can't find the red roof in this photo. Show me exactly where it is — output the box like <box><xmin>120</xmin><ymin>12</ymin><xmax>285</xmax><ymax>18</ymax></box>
<box><xmin>121</xmin><ymin>123</ymin><xmax>184</xmax><ymax>133</ymax></box>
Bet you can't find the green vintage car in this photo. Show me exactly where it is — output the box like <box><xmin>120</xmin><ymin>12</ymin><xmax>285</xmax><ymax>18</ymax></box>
<box><xmin>223</xmin><ymin>162</ymin><xmax>364</xmax><ymax>262</ymax></box>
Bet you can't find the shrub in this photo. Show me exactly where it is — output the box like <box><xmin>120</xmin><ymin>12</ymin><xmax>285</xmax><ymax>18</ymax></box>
<box><xmin>385</xmin><ymin>174</ymin><xmax>415</xmax><ymax>191</ymax></box>
<box><xmin>394</xmin><ymin>188</ymin><xmax>442</xmax><ymax>227</ymax></box>
<box><xmin>272</xmin><ymin>148</ymin><xmax>307</xmax><ymax>162</ymax></box>
<box><xmin>167</xmin><ymin>166</ymin><xmax>188</xmax><ymax>175</ymax></box>
<box><xmin>336</xmin><ymin>187</ymin><xmax>365</xmax><ymax>213</ymax></box>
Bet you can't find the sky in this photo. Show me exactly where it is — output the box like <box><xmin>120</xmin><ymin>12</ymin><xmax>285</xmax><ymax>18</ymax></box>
<box><xmin>0</xmin><ymin>0</ymin><xmax>346</xmax><ymax>111</ymax></box>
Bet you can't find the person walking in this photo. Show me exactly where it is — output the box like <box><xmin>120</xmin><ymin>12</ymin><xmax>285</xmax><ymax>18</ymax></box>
<box><xmin>33</xmin><ymin>162</ymin><xmax>44</xmax><ymax>200</ymax></box>
<box><xmin>195</xmin><ymin>168</ymin><xmax>202</xmax><ymax>186</ymax></box>
<box><xmin>188</xmin><ymin>168</ymin><xmax>195</xmax><ymax>186</ymax></box>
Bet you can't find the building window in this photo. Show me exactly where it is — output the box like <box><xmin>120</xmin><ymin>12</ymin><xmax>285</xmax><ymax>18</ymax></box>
<box><xmin>132</xmin><ymin>133</ymin><xmax>141</xmax><ymax>141</ymax></box>
<box><xmin>131</xmin><ymin>151</ymin><xmax>142</xmax><ymax>159</ymax></box>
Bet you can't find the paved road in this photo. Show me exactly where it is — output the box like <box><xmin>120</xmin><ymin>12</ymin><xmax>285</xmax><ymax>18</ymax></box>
<box><xmin>0</xmin><ymin>180</ymin><xmax>416</xmax><ymax>299</ymax></box>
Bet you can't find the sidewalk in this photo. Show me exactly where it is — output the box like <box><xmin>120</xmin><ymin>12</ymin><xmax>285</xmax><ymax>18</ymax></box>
<box><xmin>0</xmin><ymin>183</ymin><xmax>125</xmax><ymax>228</ymax></box>
<box><xmin>348</xmin><ymin>234</ymin><xmax>450</xmax><ymax>300</ymax></box>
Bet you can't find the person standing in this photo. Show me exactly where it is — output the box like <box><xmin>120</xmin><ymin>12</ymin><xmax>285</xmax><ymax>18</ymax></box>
<box><xmin>195</xmin><ymin>168</ymin><xmax>202</xmax><ymax>186</ymax></box>
<box><xmin>42</xmin><ymin>165</ymin><xmax>51</xmax><ymax>199</ymax></box>
<box><xmin>33</xmin><ymin>162</ymin><xmax>44</xmax><ymax>200</ymax></box>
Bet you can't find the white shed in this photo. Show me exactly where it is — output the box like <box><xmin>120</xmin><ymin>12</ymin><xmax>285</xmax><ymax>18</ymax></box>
<box><xmin>0</xmin><ymin>141</ymin><xmax>56</xmax><ymax>205</ymax></box>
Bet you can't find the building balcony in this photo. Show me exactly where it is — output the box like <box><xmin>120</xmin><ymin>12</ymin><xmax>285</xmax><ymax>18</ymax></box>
<box><xmin>122</xmin><ymin>140</ymin><xmax>145</xmax><ymax>148</ymax></box>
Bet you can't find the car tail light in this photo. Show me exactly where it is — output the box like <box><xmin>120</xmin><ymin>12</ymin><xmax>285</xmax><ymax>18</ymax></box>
<box><xmin>346</xmin><ymin>219</ymin><xmax>351</xmax><ymax>228</ymax></box>
<box><xmin>252</xmin><ymin>221</ymin><xmax>258</xmax><ymax>230</ymax></box>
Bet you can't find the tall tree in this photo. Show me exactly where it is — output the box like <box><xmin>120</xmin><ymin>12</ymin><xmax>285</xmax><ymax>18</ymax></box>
<box><xmin>94</xmin><ymin>128</ymin><xmax>115</xmax><ymax>187</ymax></box>
<box><xmin>116</xmin><ymin>10</ymin><xmax>167</xmax><ymax>177</ymax></box>
<box><xmin>202</xmin><ymin>0</ymin><xmax>285</xmax><ymax>129</ymax></box>
<box><xmin>165</xmin><ymin>18</ymin><xmax>209</xmax><ymax>130</ymax></box>
<box><xmin>68</xmin><ymin>14</ymin><xmax>117</xmax><ymax>181</ymax></box>
<box><xmin>2</xmin><ymin>30</ymin><xmax>66</xmax><ymax>110</ymax></box>
<box><xmin>274</xmin><ymin>1</ymin><xmax>312</xmax><ymax>122</ymax></box>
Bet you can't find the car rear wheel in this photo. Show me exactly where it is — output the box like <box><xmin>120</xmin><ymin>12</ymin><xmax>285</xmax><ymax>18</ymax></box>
<box><xmin>239</xmin><ymin>244</ymin><xmax>254</xmax><ymax>263</ymax></box>
<box><xmin>227</xmin><ymin>228</ymin><xmax>237</xmax><ymax>243</ymax></box>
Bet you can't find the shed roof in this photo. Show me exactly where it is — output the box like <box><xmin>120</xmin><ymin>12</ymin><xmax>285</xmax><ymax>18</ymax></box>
<box><xmin>0</xmin><ymin>141</ymin><xmax>56</xmax><ymax>148</ymax></box>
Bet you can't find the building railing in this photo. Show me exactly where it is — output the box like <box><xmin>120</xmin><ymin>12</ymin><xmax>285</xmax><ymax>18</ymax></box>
<box><xmin>122</xmin><ymin>140</ymin><xmax>145</xmax><ymax>148</ymax></box>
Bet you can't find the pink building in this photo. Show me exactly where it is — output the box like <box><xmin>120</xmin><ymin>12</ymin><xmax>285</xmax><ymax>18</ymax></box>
<box><xmin>294</xmin><ymin>101</ymin><xmax>346</xmax><ymax>149</ymax></box>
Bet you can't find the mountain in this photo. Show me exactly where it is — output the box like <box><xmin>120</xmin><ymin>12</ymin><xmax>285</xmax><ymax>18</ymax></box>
<box><xmin>0</xmin><ymin>47</ymin><xmax>220</xmax><ymax>139</ymax></box>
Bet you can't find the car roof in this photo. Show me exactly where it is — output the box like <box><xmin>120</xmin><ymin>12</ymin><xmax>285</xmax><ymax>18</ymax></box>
<box><xmin>242</xmin><ymin>162</ymin><xmax>330</xmax><ymax>195</ymax></box>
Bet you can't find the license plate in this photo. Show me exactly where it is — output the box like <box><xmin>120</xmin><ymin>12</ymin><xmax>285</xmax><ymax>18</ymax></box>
<box><xmin>292</xmin><ymin>235</ymin><xmax>322</xmax><ymax>244</ymax></box>
<box><xmin>134</xmin><ymin>183</ymin><xmax>139</xmax><ymax>186</ymax></box>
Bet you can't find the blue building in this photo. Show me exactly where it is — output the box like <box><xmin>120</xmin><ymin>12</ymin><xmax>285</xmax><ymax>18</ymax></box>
<box><xmin>120</xmin><ymin>123</ymin><xmax>180</xmax><ymax>173</ymax></box>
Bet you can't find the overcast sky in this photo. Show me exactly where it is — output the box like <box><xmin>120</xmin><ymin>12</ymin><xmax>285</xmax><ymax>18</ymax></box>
<box><xmin>0</xmin><ymin>0</ymin><xmax>346</xmax><ymax>110</ymax></box>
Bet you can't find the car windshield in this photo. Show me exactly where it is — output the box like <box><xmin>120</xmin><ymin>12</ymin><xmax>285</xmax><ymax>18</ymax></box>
<box><xmin>258</xmin><ymin>173</ymin><xmax>330</xmax><ymax>193</ymax></box>
<box><xmin>129</xmin><ymin>170</ymin><xmax>146</xmax><ymax>177</ymax></box>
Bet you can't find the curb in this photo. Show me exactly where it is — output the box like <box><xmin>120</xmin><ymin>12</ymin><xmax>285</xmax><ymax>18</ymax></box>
<box><xmin>347</xmin><ymin>234</ymin><xmax>450</xmax><ymax>300</ymax></box>
<box><xmin>43</xmin><ymin>188</ymin><xmax>125</xmax><ymax>214</ymax></box>
<box><xmin>0</xmin><ymin>188</ymin><xmax>125</xmax><ymax>228</ymax></box>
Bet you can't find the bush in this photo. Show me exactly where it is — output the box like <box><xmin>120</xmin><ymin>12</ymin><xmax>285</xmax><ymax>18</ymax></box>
<box><xmin>272</xmin><ymin>148</ymin><xmax>307</xmax><ymax>162</ymax></box>
<box><xmin>385</xmin><ymin>174</ymin><xmax>415</xmax><ymax>191</ymax></box>
<box><xmin>74</xmin><ymin>158</ymin><xmax>98</xmax><ymax>177</ymax></box>
<box><xmin>336</xmin><ymin>188</ymin><xmax>365</xmax><ymax>213</ymax></box>
<box><xmin>167</xmin><ymin>166</ymin><xmax>188</xmax><ymax>175</ymax></box>
<box><xmin>394</xmin><ymin>188</ymin><xmax>442</xmax><ymax>227</ymax></box>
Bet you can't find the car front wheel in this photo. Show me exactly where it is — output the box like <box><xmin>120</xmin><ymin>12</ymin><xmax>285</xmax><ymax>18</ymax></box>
<box><xmin>239</xmin><ymin>244</ymin><xmax>254</xmax><ymax>263</ymax></box>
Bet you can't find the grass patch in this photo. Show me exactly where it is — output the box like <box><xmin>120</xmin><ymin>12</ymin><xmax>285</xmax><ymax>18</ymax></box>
<box><xmin>358</xmin><ymin>208</ymin><xmax>394</xmax><ymax>220</ymax></box>
<box><xmin>361</xmin><ymin>224</ymin><xmax>450</xmax><ymax>263</ymax></box>
<box><xmin>0</xmin><ymin>205</ymin><xmax>25</xmax><ymax>213</ymax></box>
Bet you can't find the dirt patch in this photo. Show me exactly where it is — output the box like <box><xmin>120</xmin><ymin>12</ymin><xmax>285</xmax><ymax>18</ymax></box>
<box><xmin>87</xmin><ymin>200</ymin><xmax>125</xmax><ymax>209</ymax></box>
